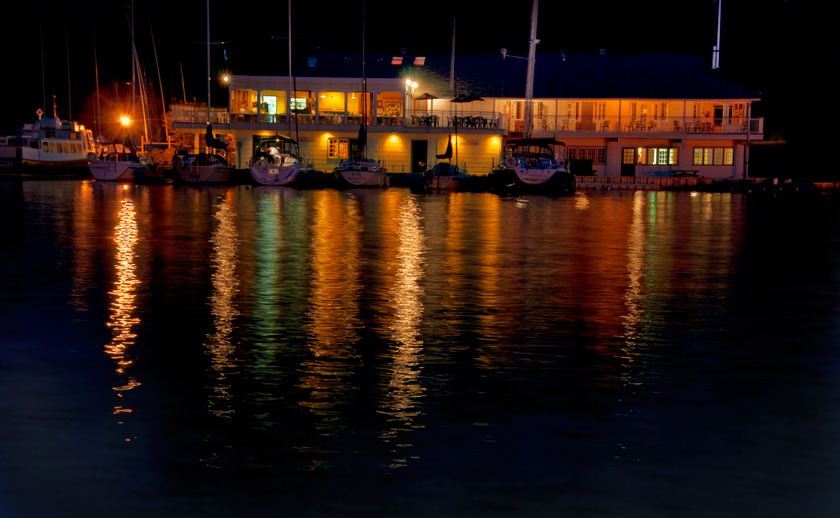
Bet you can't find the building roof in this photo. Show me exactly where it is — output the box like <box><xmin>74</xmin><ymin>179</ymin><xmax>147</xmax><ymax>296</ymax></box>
<box><xmin>240</xmin><ymin>51</ymin><xmax>760</xmax><ymax>101</ymax></box>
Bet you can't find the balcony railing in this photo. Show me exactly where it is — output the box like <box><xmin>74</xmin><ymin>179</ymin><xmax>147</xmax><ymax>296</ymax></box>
<box><xmin>170</xmin><ymin>105</ymin><xmax>762</xmax><ymax>138</ymax></box>
<box><xmin>171</xmin><ymin>104</ymin><xmax>229</xmax><ymax>125</ymax></box>
<box><xmin>522</xmin><ymin>115</ymin><xmax>763</xmax><ymax>136</ymax></box>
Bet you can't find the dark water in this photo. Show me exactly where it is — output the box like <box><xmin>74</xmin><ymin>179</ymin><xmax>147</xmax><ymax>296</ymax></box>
<box><xmin>1</xmin><ymin>180</ymin><xmax>839</xmax><ymax>517</ymax></box>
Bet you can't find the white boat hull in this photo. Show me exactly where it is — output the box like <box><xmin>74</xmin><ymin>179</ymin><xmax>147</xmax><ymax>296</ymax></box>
<box><xmin>339</xmin><ymin>169</ymin><xmax>388</xmax><ymax>187</ymax></box>
<box><xmin>89</xmin><ymin>161</ymin><xmax>148</xmax><ymax>181</ymax></box>
<box><xmin>513</xmin><ymin>167</ymin><xmax>562</xmax><ymax>186</ymax></box>
<box><xmin>249</xmin><ymin>163</ymin><xmax>300</xmax><ymax>186</ymax></box>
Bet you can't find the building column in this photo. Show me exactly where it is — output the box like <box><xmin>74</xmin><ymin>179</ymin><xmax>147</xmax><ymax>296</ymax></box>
<box><xmin>605</xmin><ymin>140</ymin><xmax>621</xmax><ymax>177</ymax></box>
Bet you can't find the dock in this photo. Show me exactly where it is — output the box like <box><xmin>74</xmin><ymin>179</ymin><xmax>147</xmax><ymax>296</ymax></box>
<box><xmin>575</xmin><ymin>176</ymin><xmax>840</xmax><ymax>193</ymax></box>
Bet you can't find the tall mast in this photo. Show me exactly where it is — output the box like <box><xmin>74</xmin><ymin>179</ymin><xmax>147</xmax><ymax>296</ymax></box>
<box><xmin>93</xmin><ymin>23</ymin><xmax>101</xmax><ymax>136</ymax></box>
<box><xmin>712</xmin><ymin>0</ymin><xmax>722</xmax><ymax>69</ymax></box>
<box><xmin>131</xmin><ymin>0</ymin><xmax>136</xmax><ymax>117</ymax></box>
<box><xmin>524</xmin><ymin>0</ymin><xmax>539</xmax><ymax>138</ymax></box>
<box><xmin>450</xmin><ymin>18</ymin><xmax>456</xmax><ymax>97</ymax></box>
<box><xmin>206</xmin><ymin>0</ymin><xmax>211</xmax><ymax>123</ymax></box>
<box><xmin>288</xmin><ymin>0</ymin><xmax>294</xmax><ymax>132</ymax></box>
<box><xmin>362</xmin><ymin>0</ymin><xmax>366</xmax><ymax>129</ymax></box>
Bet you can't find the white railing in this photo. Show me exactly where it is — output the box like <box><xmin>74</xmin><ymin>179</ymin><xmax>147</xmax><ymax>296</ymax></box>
<box><xmin>171</xmin><ymin>105</ymin><xmax>229</xmax><ymax>125</ymax></box>
<box><xmin>511</xmin><ymin>115</ymin><xmax>763</xmax><ymax>136</ymax></box>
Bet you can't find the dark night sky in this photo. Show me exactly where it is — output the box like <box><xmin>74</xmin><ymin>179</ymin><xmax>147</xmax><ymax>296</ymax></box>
<box><xmin>1</xmin><ymin>0</ymin><xmax>834</xmax><ymax>171</ymax></box>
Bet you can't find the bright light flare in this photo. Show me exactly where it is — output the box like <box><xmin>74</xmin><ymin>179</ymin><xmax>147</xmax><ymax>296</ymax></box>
<box><xmin>119</xmin><ymin>115</ymin><xmax>132</xmax><ymax>127</ymax></box>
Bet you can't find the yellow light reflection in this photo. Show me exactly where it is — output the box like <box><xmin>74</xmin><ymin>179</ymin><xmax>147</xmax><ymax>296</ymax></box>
<box><xmin>205</xmin><ymin>196</ymin><xmax>240</xmax><ymax>418</ymax></box>
<box><xmin>380</xmin><ymin>195</ymin><xmax>426</xmax><ymax>468</ymax></box>
<box><xmin>105</xmin><ymin>198</ymin><xmax>141</xmax><ymax>415</ymax></box>
<box><xmin>575</xmin><ymin>192</ymin><xmax>590</xmax><ymax>210</ymax></box>
<box><xmin>622</xmin><ymin>192</ymin><xmax>645</xmax><ymax>347</ymax></box>
<box><xmin>300</xmin><ymin>191</ymin><xmax>362</xmax><ymax>435</ymax></box>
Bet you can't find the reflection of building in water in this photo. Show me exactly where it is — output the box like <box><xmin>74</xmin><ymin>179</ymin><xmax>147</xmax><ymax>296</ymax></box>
<box><xmin>442</xmin><ymin>194</ymin><xmax>506</xmax><ymax>361</ymax></box>
<box><xmin>300</xmin><ymin>191</ymin><xmax>362</xmax><ymax>435</ymax></box>
<box><xmin>106</xmin><ymin>198</ymin><xmax>141</xmax><ymax>416</ymax></box>
<box><xmin>619</xmin><ymin>191</ymin><xmax>743</xmax><ymax>375</ymax></box>
<box><xmin>205</xmin><ymin>194</ymin><xmax>240</xmax><ymax>418</ymax></box>
<box><xmin>379</xmin><ymin>195</ymin><xmax>426</xmax><ymax>469</ymax></box>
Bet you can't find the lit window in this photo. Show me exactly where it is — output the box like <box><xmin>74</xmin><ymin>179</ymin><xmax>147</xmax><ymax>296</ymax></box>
<box><xmin>328</xmin><ymin>138</ymin><xmax>349</xmax><ymax>159</ymax></box>
<box><xmin>693</xmin><ymin>147</ymin><xmax>734</xmax><ymax>165</ymax></box>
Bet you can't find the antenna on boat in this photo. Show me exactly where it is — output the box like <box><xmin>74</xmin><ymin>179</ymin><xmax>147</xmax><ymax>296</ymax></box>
<box><xmin>66</xmin><ymin>23</ymin><xmax>72</xmax><ymax>121</ymax></box>
<box><xmin>40</xmin><ymin>20</ymin><xmax>46</xmax><ymax>117</ymax></box>
<box><xmin>93</xmin><ymin>22</ymin><xmax>101</xmax><ymax>138</ymax></box>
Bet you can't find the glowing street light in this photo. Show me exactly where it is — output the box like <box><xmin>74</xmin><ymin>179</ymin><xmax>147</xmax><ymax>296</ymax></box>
<box><xmin>120</xmin><ymin>115</ymin><xmax>132</xmax><ymax>128</ymax></box>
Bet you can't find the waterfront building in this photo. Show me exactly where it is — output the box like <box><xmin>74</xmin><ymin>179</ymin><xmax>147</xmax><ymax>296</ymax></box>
<box><xmin>171</xmin><ymin>52</ymin><xmax>763</xmax><ymax>180</ymax></box>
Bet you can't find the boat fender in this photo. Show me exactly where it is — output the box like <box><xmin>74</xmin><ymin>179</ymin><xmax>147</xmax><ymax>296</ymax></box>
<box><xmin>171</xmin><ymin>155</ymin><xmax>182</xmax><ymax>169</ymax></box>
<box><xmin>504</xmin><ymin>156</ymin><xmax>517</xmax><ymax>168</ymax></box>
<box><xmin>87</xmin><ymin>152</ymin><xmax>96</xmax><ymax>163</ymax></box>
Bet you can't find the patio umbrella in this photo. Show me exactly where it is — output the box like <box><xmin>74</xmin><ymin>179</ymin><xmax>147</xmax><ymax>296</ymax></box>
<box><xmin>417</xmin><ymin>92</ymin><xmax>438</xmax><ymax>113</ymax></box>
<box><xmin>450</xmin><ymin>93</ymin><xmax>484</xmax><ymax>165</ymax></box>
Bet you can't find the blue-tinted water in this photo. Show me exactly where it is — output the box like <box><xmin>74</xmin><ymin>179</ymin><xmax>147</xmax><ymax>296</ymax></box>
<box><xmin>1</xmin><ymin>180</ymin><xmax>839</xmax><ymax>517</ymax></box>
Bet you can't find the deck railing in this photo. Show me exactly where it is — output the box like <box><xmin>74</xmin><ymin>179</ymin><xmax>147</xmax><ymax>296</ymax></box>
<box><xmin>171</xmin><ymin>105</ymin><xmax>229</xmax><ymax>125</ymax></box>
<box><xmin>520</xmin><ymin>115</ymin><xmax>763</xmax><ymax>136</ymax></box>
<box><xmin>171</xmin><ymin>105</ymin><xmax>762</xmax><ymax>137</ymax></box>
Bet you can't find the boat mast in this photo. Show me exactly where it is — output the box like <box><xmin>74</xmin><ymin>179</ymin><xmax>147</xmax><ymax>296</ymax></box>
<box><xmin>524</xmin><ymin>0</ymin><xmax>539</xmax><ymax>138</ymax></box>
<box><xmin>360</xmin><ymin>0</ymin><xmax>367</xmax><ymax>157</ymax></box>
<box><xmin>149</xmin><ymin>21</ymin><xmax>169</xmax><ymax>143</ymax></box>
<box><xmin>206</xmin><ymin>0</ymin><xmax>211</xmax><ymax>123</ymax></box>
<box><xmin>362</xmin><ymin>0</ymin><xmax>366</xmax><ymax>130</ymax></box>
<box><xmin>288</xmin><ymin>0</ymin><xmax>294</xmax><ymax>136</ymax></box>
<box><xmin>131</xmin><ymin>0</ymin><xmax>136</xmax><ymax>119</ymax></box>
<box><xmin>712</xmin><ymin>0</ymin><xmax>722</xmax><ymax>69</ymax></box>
<box><xmin>93</xmin><ymin>23</ymin><xmax>101</xmax><ymax>137</ymax></box>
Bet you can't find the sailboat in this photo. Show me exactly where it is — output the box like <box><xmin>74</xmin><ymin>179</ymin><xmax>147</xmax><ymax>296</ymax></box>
<box><xmin>173</xmin><ymin>123</ymin><xmax>234</xmax><ymax>183</ymax></box>
<box><xmin>249</xmin><ymin>133</ymin><xmax>304</xmax><ymax>186</ymax></box>
<box><xmin>89</xmin><ymin>2</ymin><xmax>155</xmax><ymax>182</ymax></box>
<box><xmin>173</xmin><ymin>1</ymin><xmax>234</xmax><ymax>184</ymax></box>
<box><xmin>333</xmin><ymin>1</ymin><xmax>389</xmax><ymax>188</ymax></box>
<box><xmin>89</xmin><ymin>135</ymin><xmax>151</xmax><ymax>181</ymax></box>
<box><xmin>488</xmin><ymin>0</ymin><xmax>575</xmax><ymax>195</ymax></box>
<box><xmin>248</xmin><ymin>1</ymin><xmax>303</xmax><ymax>187</ymax></box>
<box><xmin>425</xmin><ymin>135</ymin><xmax>481</xmax><ymax>191</ymax></box>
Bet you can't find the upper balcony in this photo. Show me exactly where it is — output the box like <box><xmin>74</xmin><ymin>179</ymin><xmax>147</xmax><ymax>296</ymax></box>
<box><xmin>172</xmin><ymin>104</ymin><xmax>503</xmax><ymax>134</ymax></box>
<box><xmin>171</xmin><ymin>104</ymin><xmax>763</xmax><ymax>141</ymax></box>
<box><xmin>517</xmin><ymin>115</ymin><xmax>764</xmax><ymax>139</ymax></box>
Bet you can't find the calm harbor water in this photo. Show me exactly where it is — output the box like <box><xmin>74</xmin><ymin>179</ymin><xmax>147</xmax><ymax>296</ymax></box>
<box><xmin>1</xmin><ymin>179</ymin><xmax>839</xmax><ymax>517</ymax></box>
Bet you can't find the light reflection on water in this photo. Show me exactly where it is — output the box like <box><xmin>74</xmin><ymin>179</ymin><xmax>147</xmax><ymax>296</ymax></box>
<box><xmin>204</xmin><ymin>193</ymin><xmax>240</xmax><ymax>418</ymax></box>
<box><xmin>4</xmin><ymin>181</ymin><xmax>840</xmax><ymax>517</ymax></box>
<box><xmin>380</xmin><ymin>194</ymin><xmax>426</xmax><ymax>468</ymax></box>
<box><xmin>106</xmin><ymin>197</ymin><xmax>141</xmax><ymax>416</ymax></box>
<box><xmin>299</xmin><ymin>190</ymin><xmax>363</xmax><ymax>437</ymax></box>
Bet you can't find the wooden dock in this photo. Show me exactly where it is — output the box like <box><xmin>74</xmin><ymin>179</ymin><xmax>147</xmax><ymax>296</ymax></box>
<box><xmin>575</xmin><ymin>176</ymin><xmax>840</xmax><ymax>193</ymax></box>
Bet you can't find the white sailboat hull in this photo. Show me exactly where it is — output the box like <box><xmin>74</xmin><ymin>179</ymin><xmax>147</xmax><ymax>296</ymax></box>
<box><xmin>513</xmin><ymin>167</ymin><xmax>563</xmax><ymax>186</ymax></box>
<box><xmin>89</xmin><ymin>161</ymin><xmax>148</xmax><ymax>181</ymax></box>
<box><xmin>249</xmin><ymin>163</ymin><xmax>300</xmax><ymax>186</ymax></box>
<box><xmin>339</xmin><ymin>169</ymin><xmax>389</xmax><ymax>187</ymax></box>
